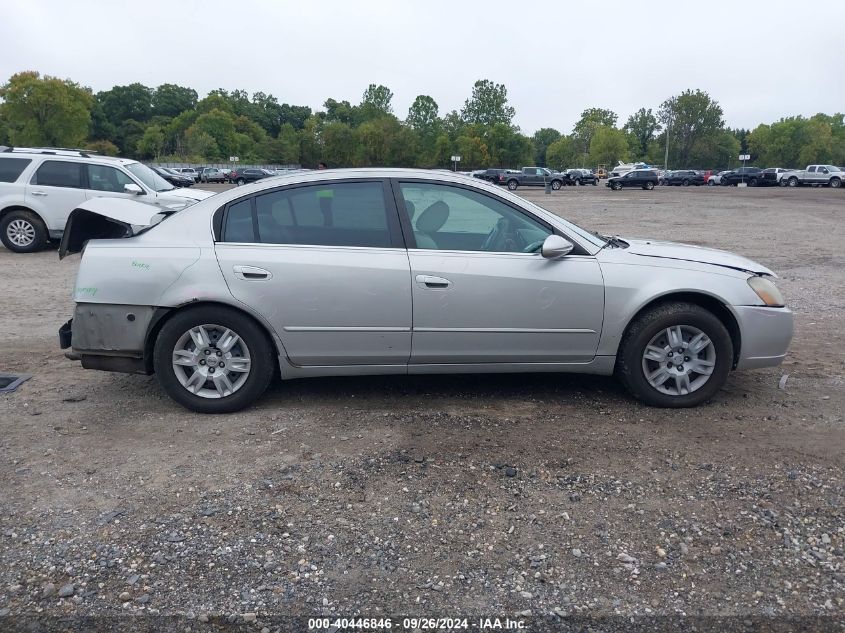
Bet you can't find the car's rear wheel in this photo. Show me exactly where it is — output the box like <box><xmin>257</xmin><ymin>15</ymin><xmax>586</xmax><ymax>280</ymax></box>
<box><xmin>507</xmin><ymin>179</ymin><xmax>518</xmax><ymax>190</ymax></box>
<box><xmin>0</xmin><ymin>210</ymin><xmax>48</xmax><ymax>253</ymax></box>
<box><xmin>617</xmin><ymin>302</ymin><xmax>732</xmax><ymax>408</ymax></box>
<box><xmin>748</xmin><ymin>178</ymin><xmax>758</xmax><ymax>187</ymax></box>
<box><xmin>787</xmin><ymin>177</ymin><xmax>798</xmax><ymax>187</ymax></box>
<box><xmin>153</xmin><ymin>306</ymin><xmax>275</xmax><ymax>413</ymax></box>
<box><xmin>708</xmin><ymin>179</ymin><xmax>715</xmax><ymax>186</ymax></box>
<box><xmin>682</xmin><ymin>179</ymin><xmax>690</xmax><ymax>186</ymax></box>
<box><xmin>643</xmin><ymin>181</ymin><xmax>654</xmax><ymax>190</ymax></box>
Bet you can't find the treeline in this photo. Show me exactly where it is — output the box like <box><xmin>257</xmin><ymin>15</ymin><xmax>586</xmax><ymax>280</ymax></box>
<box><xmin>1</xmin><ymin>71</ymin><xmax>844</xmax><ymax>170</ymax></box>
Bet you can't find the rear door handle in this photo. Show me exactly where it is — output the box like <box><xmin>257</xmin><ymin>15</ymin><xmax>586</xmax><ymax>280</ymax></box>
<box><xmin>415</xmin><ymin>274</ymin><xmax>451</xmax><ymax>289</ymax></box>
<box><xmin>233</xmin><ymin>265</ymin><xmax>272</xmax><ymax>280</ymax></box>
<box><xmin>31</xmin><ymin>191</ymin><xmax>48</xmax><ymax>196</ymax></box>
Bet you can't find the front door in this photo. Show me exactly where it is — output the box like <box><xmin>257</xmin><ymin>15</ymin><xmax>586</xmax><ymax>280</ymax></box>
<box><xmin>395</xmin><ymin>180</ymin><xmax>604</xmax><ymax>364</ymax></box>
<box><xmin>84</xmin><ymin>163</ymin><xmax>142</xmax><ymax>202</ymax></box>
<box><xmin>215</xmin><ymin>179</ymin><xmax>412</xmax><ymax>366</ymax></box>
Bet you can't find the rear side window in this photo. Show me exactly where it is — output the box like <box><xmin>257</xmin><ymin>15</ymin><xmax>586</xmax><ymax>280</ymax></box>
<box><xmin>0</xmin><ymin>157</ymin><xmax>32</xmax><ymax>183</ymax></box>
<box><xmin>31</xmin><ymin>160</ymin><xmax>84</xmax><ymax>188</ymax></box>
<box><xmin>254</xmin><ymin>182</ymin><xmax>391</xmax><ymax>248</ymax></box>
<box><xmin>223</xmin><ymin>199</ymin><xmax>255</xmax><ymax>242</ymax></box>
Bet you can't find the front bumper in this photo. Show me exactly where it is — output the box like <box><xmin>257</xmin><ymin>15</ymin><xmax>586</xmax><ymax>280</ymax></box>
<box><xmin>733</xmin><ymin>305</ymin><xmax>794</xmax><ymax>370</ymax></box>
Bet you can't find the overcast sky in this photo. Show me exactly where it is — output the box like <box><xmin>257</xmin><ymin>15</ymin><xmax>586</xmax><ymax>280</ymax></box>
<box><xmin>2</xmin><ymin>0</ymin><xmax>842</xmax><ymax>135</ymax></box>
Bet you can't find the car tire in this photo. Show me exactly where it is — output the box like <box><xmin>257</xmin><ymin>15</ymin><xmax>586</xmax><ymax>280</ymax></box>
<box><xmin>787</xmin><ymin>177</ymin><xmax>798</xmax><ymax>187</ymax></box>
<box><xmin>611</xmin><ymin>182</ymin><xmax>621</xmax><ymax>190</ymax></box>
<box><xmin>0</xmin><ymin>209</ymin><xmax>49</xmax><ymax>253</ymax></box>
<box><xmin>830</xmin><ymin>178</ymin><xmax>841</xmax><ymax>189</ymax></box>
<box><xmin>748</xmin><ymin>178</ymin><xmax>757</xmax><ymax>187</ymax></box>
<box><xmin>153</xmin><ymin>306</ymin><xmax>276</xmax><ymax>413</ymax></box>
<box><xmin>592</xmin><ymin>180</ymin><xmax>598</xmax><ymax>186</ymax></box>
<box><xmin>507</xmin><ymin>179</ymin><xmax>518</xmax><ymax>191</ymax></box>
<box><xmin>237</xmin><ymin>178</ymin><xmax>246</xmax><ymax>186</ymax></box>
<box><xmin>617</xmin><ymin>302</ymin><xmax>733</xmax><ymax>408</ymax></box>
<box><xmin>708</xmin><ymin>180</ymin><xmax>715</xmax><ymax>186</ymax></box>
<box><xmin>682</xmin><ymin>179</ymin><xmax>690</xmax><ymax>186</ymax></box>
<box><xmin>551</xmin><ymin>180</ymin><xmax>562</xmax><ymax>190</ymax></box>
<box><xmin>643</xmin><ymin>181</ymin><xmax>654</xmax><ymax>190</ymax></box>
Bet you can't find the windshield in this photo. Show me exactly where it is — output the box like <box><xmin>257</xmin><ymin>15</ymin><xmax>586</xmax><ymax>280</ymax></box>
<box><xmin>520</xmin><ymin>199</ymin><xmax>607</xmax><ymax>248</ymax></box>
<box><xmin>126</xmin><ymin>162</ymin><xmax>175</xmax><ymax>192</ymax></box>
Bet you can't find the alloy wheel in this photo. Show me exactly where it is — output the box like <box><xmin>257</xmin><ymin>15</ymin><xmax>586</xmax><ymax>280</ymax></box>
<box><xmin>171</xmin><ymin>324</ymin><xmax>252</xmax><ymax>399</ymax></box>
<box><xmin>6</xmin><ymin>219</ymin><xmax>36</xmax><ymax>247</ymax></box>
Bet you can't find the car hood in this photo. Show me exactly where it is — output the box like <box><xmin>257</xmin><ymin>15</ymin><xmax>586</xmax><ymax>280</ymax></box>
<box><xmin>623</xmin><ymin>238</ymin><xmax>775</xmax><ymax>276</ymax></box>
<box><xmin>59</xmin><ymin>198</ymin><xmax>169</xmax><ymax>259</ymax></box>
<box><xmin>162</xmin><ymin>187</ymin><xmax>215</xmax><ymax>202</ymax></box>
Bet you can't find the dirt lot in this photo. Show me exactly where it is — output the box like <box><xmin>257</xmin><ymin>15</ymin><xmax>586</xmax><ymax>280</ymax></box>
<box><xmin>1</xmin><ymin>184</ymin><xmax>843</xmax><ymax>630</ymax></box>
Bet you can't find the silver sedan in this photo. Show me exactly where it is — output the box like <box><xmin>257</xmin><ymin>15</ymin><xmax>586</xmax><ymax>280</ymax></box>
<box><xmin>58</xmin><ymin>168</ymin><xmax>793</xmax><ymax>413</ymax></box>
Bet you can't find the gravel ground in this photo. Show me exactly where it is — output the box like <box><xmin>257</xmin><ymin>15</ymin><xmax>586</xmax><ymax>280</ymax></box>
<box><xmin>0</xmin><ymin>183</ymin><xmax>843</xmax><ymax>631</ymax></box>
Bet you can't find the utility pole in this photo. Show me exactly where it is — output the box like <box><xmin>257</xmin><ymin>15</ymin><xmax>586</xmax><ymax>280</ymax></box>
<box><xmin>663</xmin><ymin>117</ymin><xmax>671</xmax><ymax>171</ymax></box>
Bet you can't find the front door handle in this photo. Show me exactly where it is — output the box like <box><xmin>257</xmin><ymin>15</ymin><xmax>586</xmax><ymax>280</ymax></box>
<box><xmin>233</xmin><ymin>265</ymin><xmax>272</xmax><ymax>281</ymax></box>
<box><xmin>31</xmin><ymin>191</ymin><xmax>48</xmax><ymax>196</ymax></box>
<box><xmin>415</xmin><ymin>274</ymin><xmax>451</xmax><ymax>289</ymax></box>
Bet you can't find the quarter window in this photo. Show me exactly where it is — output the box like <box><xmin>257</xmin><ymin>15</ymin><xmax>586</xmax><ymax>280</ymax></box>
<box><xmin>399</xmin><ymin>182</ymin><xmax>551</xmax><ymax>252</ymax></box>
<box><xmin>31</xmin><ymin>160</ymin><xmax>84</xmax><ymax>188</ymax></box>
<box><xmin>0</xmin><ymin>157</ymin><xmax>32</xmax><ymax>183</ymax></box>
<box><xmin>86</xmin><ymin>164</ymin><xmax>136</xmax><ymax>192</ymax></box>
<box><xmin>223</xmin><ymin>199</ymin><xmax>255</xmax><ymax>243</ymax></box>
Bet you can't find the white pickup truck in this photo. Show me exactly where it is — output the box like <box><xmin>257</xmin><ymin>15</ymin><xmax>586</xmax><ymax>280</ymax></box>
<box><xmin>780</xmin><ymin>165</ymin><xmax>844</xmax><ymax>188</ymax></box>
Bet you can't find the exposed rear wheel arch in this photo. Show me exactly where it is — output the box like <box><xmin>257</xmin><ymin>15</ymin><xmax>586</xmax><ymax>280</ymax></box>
<box><xmin>618</xmin><ymin>292</ymin><xmax>742</xmax><ymax>369</ymax></box>
<box><xmin>143</xmin><ymin>301</ymin><xmax>283</xmax><ymax>376</ymax></box>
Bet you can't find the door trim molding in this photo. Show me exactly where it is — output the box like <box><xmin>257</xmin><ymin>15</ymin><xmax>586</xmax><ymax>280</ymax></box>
<box><xmin>412</xmin><ymin>327</ymin><xmax>596</xmax><ymax>334</ymax></box>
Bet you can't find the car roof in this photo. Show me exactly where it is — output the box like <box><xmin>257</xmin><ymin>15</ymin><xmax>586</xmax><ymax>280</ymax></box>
<box><xmin>1</xmin><ymin>148</ymin><xmax>138</xmax><ymax>167</ymax></box>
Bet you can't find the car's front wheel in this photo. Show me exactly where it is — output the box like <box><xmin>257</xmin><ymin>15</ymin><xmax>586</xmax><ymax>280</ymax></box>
<box><xmin>551</xmin><ymin>180</ymin><xmax>562</xmax><ymax>190</ymax></box>
<box><xmin>610</xmin><ymin>182</ymin><xmax>621</xmax><ymax>190</ymax></box>
<box><xmin>507</xmin><ymin>179</ymin><xmax>518</xmax><ymax>190</ymax></box>
<box><xmin>616</xmin><ymin>302</ymin><xmax>733</xmax><ymax>408</ymax></box>
<box><xmin>643</xmin><ymin>181</ymin><xmax>655</xmax><ymax>190</ymax></box>
<box><xmin>153</xmin><ymin>306</ymin><xmax>275</xmax><ymax>413</ymax></box>
<box><xmin>0</xmin><ymin>210</ymin><xmax>49</xmax><ymax>253</ymax></box>
<box><xmin>830</xmin><ymin>177</ymin><xmax>841</xmax><ymax>188</ymax></box>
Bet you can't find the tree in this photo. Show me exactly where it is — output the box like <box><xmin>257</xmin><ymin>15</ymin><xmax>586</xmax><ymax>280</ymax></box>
<box><xmin>406</xmin><ymin>95</ymin><xmax>440</xmax><ymax>135</ymax></box>
<box><xmin>322</xmin><ymin>98</ymin><xmax>357</xmax><ymax>125</ymax></box>
<box><xmin>360</xmin><ymin>84</ymin><xmax>394</xmax><ymax>117</ymax></box>
<box><xmin>624</xmin><ymin>108</ymin><xmax>660</xmax><ymax>160</ymax></box>
<box><xmin>573</xmin><ymin>108</ymin><xmax>618</xmax><ymax>157</ymax></box>
<box><xmin>460</xmin><ymin>80</ymin><xmax>515</xmax><ymax>127</ymax></box>
<box><xmin>98</xmin><ymin>83</ymin><xmax>153</xmax><ymax>126</ymax></box>
<box><xmin>152</xmin><ymin>84</ymin><xmax>198</xmax><ymax>118</ymax></box>
<box><xmin>545</xmin><ymin>136</ymin><xmax>581</xmax><ymax>170</ymax></box>
<box><xmin>321</xmin><ymin>121</ymin><xmax>357</xmax><ymax>167</ymax></box>
<box><xmin>136</xmin><ymin>124</ymin><xmax>165</xmax><ymax>159</ymax></box>
<box><xmin>85</xmin><ymin>139</ymin><xmax>119</xmax><ymax>156</ymax></box>
<box><xmin>432</xmin><ymin>134</ymin><xmax>453</xmax><ymax>168</ymax></box>
<box><xmin>588</xmin><ymin>126</ymin><xmax>628</xmax><ymax>168</ymax></box>
<box><xmin>455</xmin><ymin>133</ymin><xmax>490</xmax><ymax>169</ymax></box>
<box><xmin>659</xmin><ymin>89</ymin><xmax>724</xmax><ymax>168</ymax></box>
<box><xmin>184</xmin><ymin>129</ymin><xmax>219</xmax><ymax>159</ymax></box>
<box><xmin>530</xmin><ymin>128</ymin><xmax>561</xmax><ymax>166</ymax></box>
<box><xmin>486</xmin><ymin>123</ymin><xmax>532</xmax><ymax>167</ymax></box>
<box><xmin>0</xmin><ymin>71</ymin><xmax>93</xmax><ymax>147</ymax></box>
<box><xmin>189</xmin><ymin>108</ymin><xmax>239</xmax><ymax>159</ymax></box>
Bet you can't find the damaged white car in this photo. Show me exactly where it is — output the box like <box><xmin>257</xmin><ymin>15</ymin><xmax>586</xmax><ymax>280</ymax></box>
<box><xmin>59</xmin><ymin>169</ymin><xmax>793</xmax><ymax>413</ymax></box>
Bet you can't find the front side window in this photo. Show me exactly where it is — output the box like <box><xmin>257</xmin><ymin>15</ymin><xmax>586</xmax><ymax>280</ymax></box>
<box><xmin>0</xmin><ymin>157</ymin><xmax>32</xmax><ymax>183</ymax></box>
<box><xmin>31</xmin><ymin>160</ymin><xmax>83</xmax><ymax>188</ymax></box>
<box><xmin>86</xmin><ymin>164</ymin><xmax>136</xmax><ymax>192</ymax></box>
<box><xmin>399</xmin><ymin>182</ymin><xmax>551</xmax><ymax>253</ymax></box>
<box><xmin>223</xmin><ymin>182</ymin><xmax>392</xmax><ymax>248</ymax></box>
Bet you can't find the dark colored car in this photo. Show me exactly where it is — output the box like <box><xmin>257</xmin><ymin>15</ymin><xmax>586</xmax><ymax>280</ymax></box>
<box><xmin>664</xmin><ymin>170</ymin><xmax>706</xmax><ymax>186</ymax></box>
<box><xmin>472</xmin><ymin>168</ymin><xmax>511</xmax><ymax>185</ymax></box>
<box><xmin>229</xmin><ymin>168</ymin><xmax>271</xmax><ymax>185</ymax></box>
<box><xmin>564</xmin><ymin>169</ymin><xmax>598</xmax><ymax>186</ymax></box>
<box><xmin>606</xmin><ymin>170</ymin><xmax>658</xmax><ymax>190</ymax></box>
<box><xmin>721</xmin><ymin>167</ymin><xmax>763</xmax><ymax>186</ymax></box>
<box><xmin>151</xmin><ymin>166</ymin><xmax>193</xmax><ymax>188</ymax></box>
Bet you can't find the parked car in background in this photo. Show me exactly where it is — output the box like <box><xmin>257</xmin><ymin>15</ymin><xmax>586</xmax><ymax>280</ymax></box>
<box><xmin>564</xmin><ymin>169</ymin><xmax>598</xmax><ymax>186</ymax></box>
<box><xmin>606</xmin><ymin>170</ymin><xmax>659</xmax><ymax>190</ymax></box>
<box><xmin>760</xmin><ymin>168</ymin><xmax>791</xmax><ymax>186</ymax></box>
<box><xmin>473</xmin><ymin>168</ymin><xmax>511</xmax><ymax>185</ymax></box>
<box><xmin>664</xmin><ymin>170</ymin><xmax>706</xmax><ymax>186</ymax></box>
<box><xmin>504</xmin><ymin>167</ymin><xmax>566</xmax><ymax>191</ymax></box>
<box><xmin>0</xmin><ymin>147</ymin><xmax>214</xmax><ymax>253</ymax></box>
<box><xmin>200</xmin><ymin>167</ymin><xmax>227</xmax><ymax>183</ymax></box>
<box><xmin>707</xmin><ymin>171</ymin><xmax>729</xmax><ymax>186</ymax></box>
<box><xmin>172</xmin><ymin>167</ymin><xmax>200</xmax><ymax>182</ymax></box>
<box><xmin>58</xmin><ymin>168</ymin><xmax>792</xmax><ymax>412</ymax></box>
<box><xmin>700</xmin><ymin>170</ymin><xmax>722</xmax><ymax>183</ymax></box>
<box><xmin>658</xmin><ymin>170</ymin><xmax>673</xmax><ymax>185</ymax></box>
<box><xmin>609</xmin><ymin>162</ymin><xmax>658</xmax><ymax>177</ymax></box>
<box><xmin>228</xmin><ymin>168</ymin><xmax>271</xmax><ymax>185</ymax></box>
<box><xmin>152</xmin><ymin>166</ymin><xmax>194</xmax><ymax>188</ymax></box>
<box><xmin>780</xmin><ymin>165</ymin><xmax>844</xmax><ymax>188</ymax></box>
<box><xmin>721</xmin><ymin>167</ymin><xmax>763</xmax><ymax>186</ymax></box>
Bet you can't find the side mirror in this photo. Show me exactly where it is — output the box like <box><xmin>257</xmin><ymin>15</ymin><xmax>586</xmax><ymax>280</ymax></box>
<box><xmin>541</xmin><ymin>234</ymin><xmax>574</xmax><ymax>259</ymax></box>
<box><xmin>124</xmin><ymin>183</ymin><xmax>144</xmax><ymax>195</ymax></box>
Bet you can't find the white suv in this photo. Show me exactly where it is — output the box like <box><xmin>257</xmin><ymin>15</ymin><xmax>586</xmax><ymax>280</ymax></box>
<box><xmin>0</xmin><ymin>147</ymin><xmax>215</xmax><ymax>253</ymax></box>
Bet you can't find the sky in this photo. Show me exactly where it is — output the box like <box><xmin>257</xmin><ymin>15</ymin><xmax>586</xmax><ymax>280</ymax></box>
<box><xmin>1</xmin><ymin>0</ymin><xmax>842</xmax><ymax>135</ymax></box>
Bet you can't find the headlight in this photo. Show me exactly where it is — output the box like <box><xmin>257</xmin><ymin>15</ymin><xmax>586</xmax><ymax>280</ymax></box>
<box><xmin>747</xmin><ymin>276</ymin><xmax>785</xmax><ymax>307</ymax></box>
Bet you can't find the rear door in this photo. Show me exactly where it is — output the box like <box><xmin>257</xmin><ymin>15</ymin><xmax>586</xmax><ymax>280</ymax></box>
<box><xmin>215</xmin><ymin>179</ymin><xmax>413</xmax><ymax>366</ymax></box>
<box><xmin>25</xmin><ymin>160</ymin><xmax>88</xmax><ymax>232</ymax></box>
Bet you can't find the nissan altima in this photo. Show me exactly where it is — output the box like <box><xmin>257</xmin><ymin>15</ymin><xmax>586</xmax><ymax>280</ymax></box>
<box><xmin>58</xmin><ymin>168</ymin><xmax>793</xmax><ymax>413</ymax></box>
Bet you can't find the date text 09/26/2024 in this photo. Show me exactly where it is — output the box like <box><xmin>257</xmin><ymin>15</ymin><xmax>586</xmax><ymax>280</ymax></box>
<box><xmin>308</xmin><ymin>617</ymin><xmax>526</xmax><ymax>630</ymax></box>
